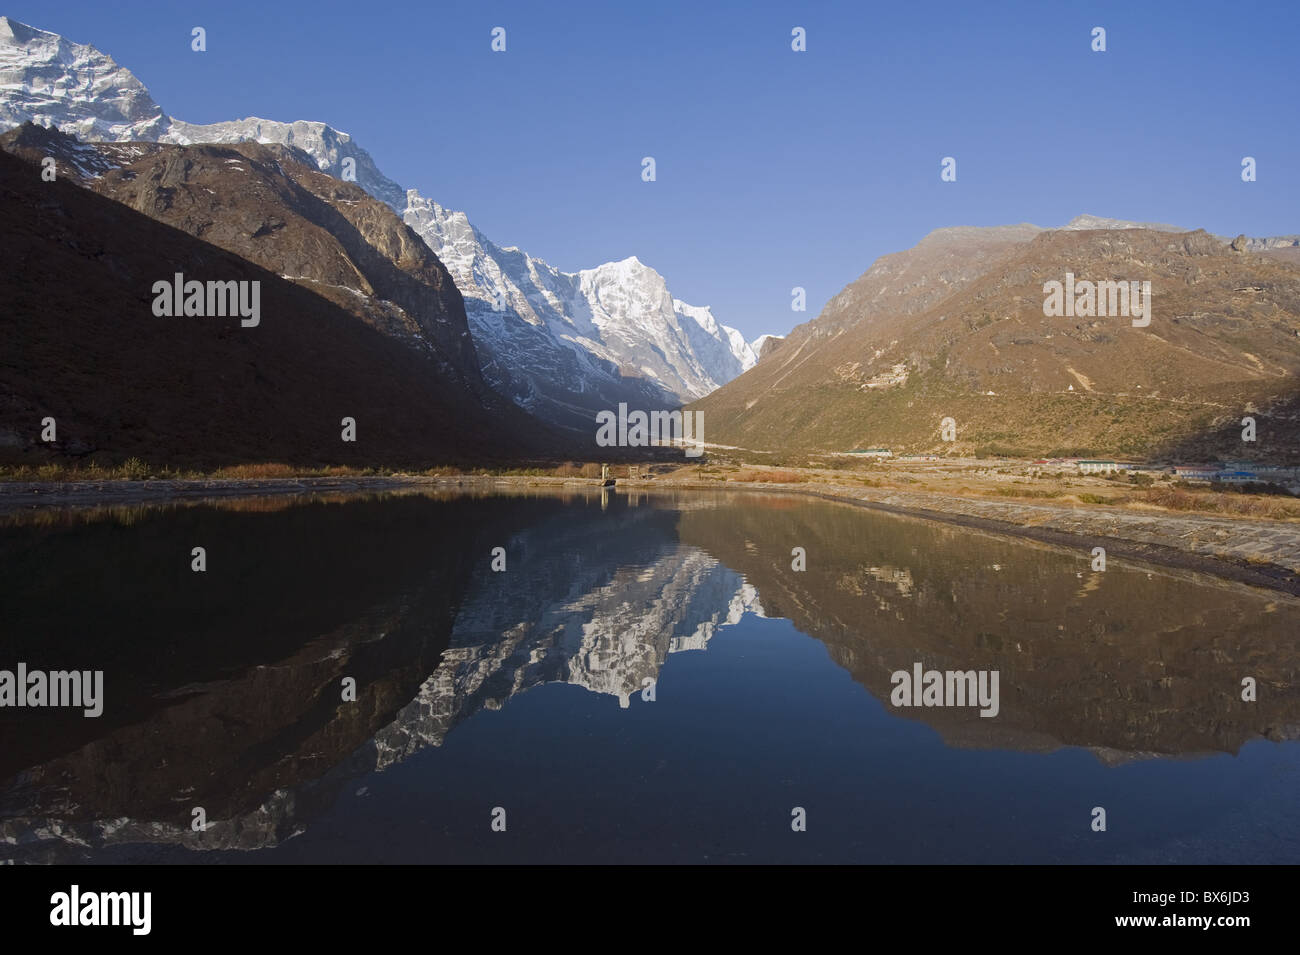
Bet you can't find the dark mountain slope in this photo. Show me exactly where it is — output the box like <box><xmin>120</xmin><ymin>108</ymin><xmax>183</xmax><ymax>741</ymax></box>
<box><xmin>0</xmin><ymin>146</ymin><xmax>564</xmax><ymax>468</ymax></box>
<box><xmin>3</xmin><ymin>122</ymin><xmax>484</xmax><ymax>388</ymax></box>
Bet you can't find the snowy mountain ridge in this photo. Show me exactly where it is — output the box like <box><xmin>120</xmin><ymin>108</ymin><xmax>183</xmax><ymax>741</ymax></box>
<box><xmin>0</xmin><ymin>15</ymin><xmax>768</xmax><ymax>427</ymax></box>
<box><xmin>402</xmin><ymin>189</ymin><xmax>763</xmax><ymax>421</ymax></box>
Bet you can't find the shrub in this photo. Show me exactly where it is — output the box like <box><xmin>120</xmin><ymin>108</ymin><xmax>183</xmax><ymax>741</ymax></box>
<box><xmin>551</xmin><ymin>461</ymin><xmax>603</xmax><ymax>478</ymax></box>
<box><xmin>1076</xmin><ymin>493</ymin><xmax>1113</xmax><ymax>505</ymax></box>
<box><xmin>210</xmin><ymin>462</ymin><xmax>298</xmax><ymax>480</ymax></box>
<box><xmin>993</xmin><ymin>487</ymin><xmax>1062</xmax><ymax>499</ymax></box>
<box><xmin>1146</xmin><ymin>485</ymin><xmax>1197</xmax><ymax>510</ymax></box>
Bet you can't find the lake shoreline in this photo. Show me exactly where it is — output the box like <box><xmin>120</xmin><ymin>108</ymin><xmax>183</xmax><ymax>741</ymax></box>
<box><xmin>3</xmin><ymin>474</ymin><xmax>1298</xmax><ymax>595</ymax></box>
<box><xmin>787</xmin><ymin>483</ymin><xmax>1300</xmax><ymax>596</ymax></box>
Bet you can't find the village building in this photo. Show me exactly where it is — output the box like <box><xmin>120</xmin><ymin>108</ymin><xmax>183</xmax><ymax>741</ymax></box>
<box><xmin>1077</xmin><ymin>460</ymin><xmax>1122</xmax><ymax>475</ymax></box>
<box><xmin>847</xmin><ymin>448</ymin><xmax>893</xmax><ymax>458</ymax></box>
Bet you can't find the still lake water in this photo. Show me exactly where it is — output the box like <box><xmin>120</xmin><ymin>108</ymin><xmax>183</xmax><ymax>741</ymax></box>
<box><xmin>1</xmin><ymin>487</ymin><xmax>1297</xmax><ymax>864</ymax></box>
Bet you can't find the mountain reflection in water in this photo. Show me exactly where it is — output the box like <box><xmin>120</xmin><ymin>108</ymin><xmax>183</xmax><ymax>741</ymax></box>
<box><xmin>1</xmin><ymin>488</ymin><xmax>1297</xmax><ymax>863</ymax></box>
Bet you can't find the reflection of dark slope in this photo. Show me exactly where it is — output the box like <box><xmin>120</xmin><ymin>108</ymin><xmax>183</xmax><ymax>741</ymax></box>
<box><xmin>0</xmin><ymin>492</ymin><xmax>766</xmax><ymax>858</ymax></box>
<box><xmin>0</xmin><ymin>493</ymin><xmax>555</xmax><ymax>859</ymax></box>
<box><xmin>372</xmin><ymin>495</ymin><xmax>762</xmax><ymax>765</ymax></box>
<box><xmin>677</xmin><ymin>497</ymin><xmax>1300</xmax><ymax>758</ymax></box>
<box><xmin>1</xmin><ymin>495</ymin><xmax>454</xmax><ymax>774</ymax></box>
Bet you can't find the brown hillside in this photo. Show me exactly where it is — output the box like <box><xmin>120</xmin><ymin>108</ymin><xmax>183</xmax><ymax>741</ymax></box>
<box><xmin>694</xmin><ymin>226</ymin><xmax>1300</xmax><ymax>461</ymax></box>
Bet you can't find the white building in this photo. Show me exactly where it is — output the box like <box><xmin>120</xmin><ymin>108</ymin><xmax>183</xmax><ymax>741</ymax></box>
<box><xmin>848</xmin><ymin>448</ymin><xmax>893</xmax><ymax>458</ymax></box>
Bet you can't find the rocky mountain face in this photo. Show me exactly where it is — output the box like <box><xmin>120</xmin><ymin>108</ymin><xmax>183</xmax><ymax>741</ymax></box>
<box><xmin>403</xmin><ymin>192</ymin><xmax>761</xmax><ymax>427</ymax></box>
<box><xmin>0</xmin><ymin>16</ymin><xmax>404</xmax><ymax>207</ymax></box>
<box><xmin>404</xmin><ymin>193</ymin><xmax>762</xmax><ymax>429</ymax></box>
<box><xmin>808</xmin><ymin>222</ymin><xmax>1047</xmax><ymax>341</ymax></box>
<box><xmin>164</xmin><ymin>117</ymin><xmax>406</xmax><ymax>211</ymax></box>
<box><xmin>753</xmin><ymin>334</ymin><xmax>785</xmax><ymax>361</ymax></box>
<box><xmin>0</xmin><ymin>144</ymin><xmax>559</xmax><ymax>467</ymax></box>
<box><xmin>1059</xmin><ymin>214</ymin><xmax>1185</xmax><ymax>233</ymax></box>
<box><xmin>0</xmin><ymin>16</ymin><xmax>767</xmax><ymax>432</ymax></box>
<box><xmin>6</xmin><ymin>125</ymin><xmax>487</xmax><ymax>394</ymax></box>
<box><xmin>0</xmin><ymin>15</ymin><xmax>168</xmax><ymax>141</ymax></box>
<box><xmin>1241</xmin><ymin>235</ymin><xmax>1300</xmax><ymax>256</ymax></box>
<box><xmin>694</xmin><ymin>219</ymin><xmax>1300</xmax><ymax>461</ymax></box>
<box><xmin>1063</xmin><ymin>214</ymin><xmax>1300</xmax><ymax>254</ymax></box>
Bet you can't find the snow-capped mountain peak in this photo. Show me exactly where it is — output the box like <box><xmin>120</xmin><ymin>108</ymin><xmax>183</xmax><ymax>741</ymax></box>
<box><xmin>0</xmin><ymin>17</ymin><xmax>404</xmax><ymax>208</ymax></box>
<box><xmin>0</xmin><ymin>15</ymin><xmax>168</xmax><ymax>141</ymax></box>
<box><xmin>164</xmin><ymin>116</ymin><xmax>406</xmax><ymax>209</ymax></box>
<box><xmin>405</xmin><ymin>192</ymin><xmax>765</xmax><ymax>423</ymax></box>
<box><xmin>0</xmin><ymin>15</ymin><xmax>776</xmax><ymax>430</ymax></box>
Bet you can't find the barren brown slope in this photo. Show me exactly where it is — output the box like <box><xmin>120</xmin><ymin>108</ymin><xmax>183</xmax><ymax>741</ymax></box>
<box><xmin>810</xmin><ymin>222</ymin><xmax>1046</xmax><ymax>337</ymax></box>
<box><xmin>691</xmin><ymin>222</ymin><xmax>1046</xmax><ymax>443</ymax></box>
<box><xmin>694</xmin><ymin>227</ymin><xmax>1300</xmax><ymax>461</ymax></box>
<box><xmin>0</xmin><ymin>147</ymin><xmax>564</xmax><ymax>468</ymax></box>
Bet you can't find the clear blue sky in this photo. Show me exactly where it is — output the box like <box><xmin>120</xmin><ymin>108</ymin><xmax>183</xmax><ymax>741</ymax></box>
<box><xmin>13</xmin><ymin>0</ymin><xmax>1299</xmax><ymax>339</ymax></box>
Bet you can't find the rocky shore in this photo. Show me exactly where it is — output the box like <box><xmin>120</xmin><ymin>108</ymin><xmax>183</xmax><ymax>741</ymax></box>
<box><xmin>785</xmin><ymin>481</ymin><xmax>1300</xmax><ymax>594</ymax></box>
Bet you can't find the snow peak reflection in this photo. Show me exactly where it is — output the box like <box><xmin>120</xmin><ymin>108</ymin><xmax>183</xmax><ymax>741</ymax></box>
<box><xmin>151</xmin><ymin>272</ymin><xmax>260</xmax><ymax>327</ymax></box>
<box><xmin>595</xmin><ymin>404</ymin><xmax>704</xmax><ymax>458</ymax></box>
<box><xmin>890</xmin><ymin>663</ymin><xmax>999</xmax><ymax>718</ymax></box>
<box><xmin>0</xmin><ymin>663</ymin><xmax>103</xmax><ymax>717</ymax></box>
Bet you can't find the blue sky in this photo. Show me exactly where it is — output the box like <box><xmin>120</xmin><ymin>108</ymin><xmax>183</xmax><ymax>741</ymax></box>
<box><xmin>13</xmin><ymin>0</ymin><xmax>1299</xmax><ymax>339</ymax></box>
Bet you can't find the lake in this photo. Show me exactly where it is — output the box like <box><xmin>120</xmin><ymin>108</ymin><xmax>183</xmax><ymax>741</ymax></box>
<box><xmin>1</xmin><ymin>487</ymin><xmax>1297</xmax><ymax>863</ymax></box>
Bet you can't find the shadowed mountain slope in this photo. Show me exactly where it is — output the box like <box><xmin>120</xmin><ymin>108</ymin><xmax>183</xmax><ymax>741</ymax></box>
<box><xmin>0</xmin><ymin>144</ymin><xmax>567</xmax><ymax>468</ymax></box>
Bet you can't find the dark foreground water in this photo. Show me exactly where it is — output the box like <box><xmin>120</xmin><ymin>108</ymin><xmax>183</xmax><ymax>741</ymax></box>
<box><xmin>1</xmin><ymin>487</ymin><xmax>1297</xmax><ymax>864</ymax></box>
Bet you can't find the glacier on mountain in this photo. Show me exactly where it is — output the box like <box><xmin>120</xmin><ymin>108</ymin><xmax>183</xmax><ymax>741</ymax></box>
<box><xmin>0</xmin><ymin>15</ymin><xmax>769</xmax><ymax>428</ymax></box>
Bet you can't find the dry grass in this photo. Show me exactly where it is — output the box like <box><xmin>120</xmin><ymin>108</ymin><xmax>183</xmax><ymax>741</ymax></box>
<box><xmin>991</xmin><ymin>487</ymin><xmax>1064</xmax><ymax>499</ymax></box>
<box><xmin>0</xmin><ymin>460</ymin><xmax>381</xmax><ymax>483</ymax></box>
<box><xmin>208</xmin><ymin>462</ymin><xmax>303</xmax><ymax>480</ymax></box>
<box><xmin>728</xmin><ymin>469</ymin><xmax>811</xmax><ymax>484</ymax></box>
<box><xmin>1141</xmin><ymin>484</ymin><xmax>1300</xmax><ymax>520</ymax></box>
<box><xmin>1075</xmin><ymin>493</ymin><xmax>1116</xmax><ymax>505</ymax></box>
<box><xmin>0</xmin><ymin>459</ymin><xmax>159</xmax><ymax>482</ymax></box>
<box><xmin>549</xmin><ymin>461</ymin><xmax>604</xmax><ymax>478</ymax></box>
